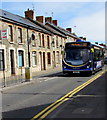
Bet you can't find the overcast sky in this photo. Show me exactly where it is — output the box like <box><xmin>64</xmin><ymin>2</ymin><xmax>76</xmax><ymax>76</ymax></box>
<box><xmin>0</xmin><ymin>0</ymin><xmax>106</xmax><ymax>44</ymax></box>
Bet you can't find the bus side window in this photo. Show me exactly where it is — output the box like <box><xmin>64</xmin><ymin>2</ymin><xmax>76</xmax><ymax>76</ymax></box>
<box><xmin>94</xmin><ymin>50</ymin><xmax>97</xmax><ymax>61</ymax></box>
<box><xmin>100</xmin><ymin>50</ymin><xmax>103</xmax><ymax>57</ymax></box>
<box><xmin>94</xmin><ymin>49</ymin><xmax>100</xmax><ymax>61</ymax></box>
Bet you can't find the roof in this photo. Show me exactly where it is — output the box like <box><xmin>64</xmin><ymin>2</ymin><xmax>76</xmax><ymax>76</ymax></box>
<box><xmin>0</xmin><ymin>9</ymin><xmax>79</xmax><ymax>39</ymax></box>
<box><xmin>58</xmin><ymin>26</ymin><xmax>79</xmax><ymax>39</ymax></box>
<box><xmin>0</xmin><ymin>9</ymin><xmax>52</xmax><ymax>35</ymax></box>
<box><xmin>46</xmin><ymin>22</ymin><xmax>79</xmax><ymax>39</ymax></box>
<box><xmin>28</xmin><ymin>18</ymin><xmax>67</xmax><ymax>38</ymax></box>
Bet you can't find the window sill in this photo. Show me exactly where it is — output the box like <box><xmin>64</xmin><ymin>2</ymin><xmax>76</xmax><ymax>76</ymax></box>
<box><xmin>10</xmin><ymin>42</ymin><xmax>14</xmax><ymax>44</ymax></box>
<box><xmin>32</xmin><ymin>65</ymin><xmax>37</xmax><ymax>67</ymax></box>
<box><xmin>32</xmin><ymin>45</ymin><xmax>36</xmax><ymax>47</ymax></box>
<box><xmin>18</xmin><ymin>43</ymin><xmax>24</xmax><ymax>45</ymax></box>
<box><xmin>18</xmin><ymin>66</ymin><xmax>24</xmax><ymax>68</ymax></box>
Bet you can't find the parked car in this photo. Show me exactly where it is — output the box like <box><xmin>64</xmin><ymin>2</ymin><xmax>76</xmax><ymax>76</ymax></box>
<box><xmin>104</xmin><ymin>57</ymin><xmax>107</xmax><ymax>64</ymax></box>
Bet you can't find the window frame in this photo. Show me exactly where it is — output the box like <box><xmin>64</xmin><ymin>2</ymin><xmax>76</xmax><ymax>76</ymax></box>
<box><xmin>18</xmin><ymin>28</ymin><xmax>22</xmax><ymax>43</ymax></box>
<box><xmin>47</xmin><ymin>36</ymin><xmax>50</xmax><ymax>49</ymax></box>
<box><xmin>56</xmin><ymin>36</ymin><xmax>58</xmax><ymax>47</ymax></box>
<box><xmin>42</xmin><ymin>34</ymin><xmax>45</xmax><ymax>47</ymax></box>
<box><xmin>32</xmin><ymin>51</ymin><xmax>37</xmax><ymax>66</ymax></box>
<box><xmin>47</xmin><ymin>52</ymin><xmax>51</xmax><ymax>65</ymax></box>
<box><xmin>39</xmin><ymin>33</ymin><xmax>42</xmax><ymax>47</ymax></box>
<box><xmin>32</xmin><ymin>32</ymin><xmax>36</xmax><ymax>47</ymax></box>
<box><xmin>56</xmin><ymin>51</ymin><xmax>60</xmax><ymax>64</ymax></box>
<box><xmin>8</xmin><ymin>25</ymin><xmax>13</xmax><ymax>42</ymax></box>
<box><xmin>18</xmin><ymin>50</ymin><xmax>24</xmax><ymax>67</ymax></box>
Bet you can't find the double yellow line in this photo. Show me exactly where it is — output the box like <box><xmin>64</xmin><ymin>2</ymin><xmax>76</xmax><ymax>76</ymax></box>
<box><xmin>31</xmin><ymin>70</ymin><xmax>107</xmax><ymax>120</ymax></box>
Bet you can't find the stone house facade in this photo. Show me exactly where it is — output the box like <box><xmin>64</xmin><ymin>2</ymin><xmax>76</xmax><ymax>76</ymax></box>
<box><xmin>0</xmin><ymin>9</ymin><xmax>79</xmax><ymax>82</ymax></box>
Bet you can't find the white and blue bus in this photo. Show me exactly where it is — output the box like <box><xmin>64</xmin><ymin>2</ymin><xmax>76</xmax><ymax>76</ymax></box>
<box><xmin>62</xmin><ymin>40</ymin><xmax>104</xmax><ymax>74</ymax></box>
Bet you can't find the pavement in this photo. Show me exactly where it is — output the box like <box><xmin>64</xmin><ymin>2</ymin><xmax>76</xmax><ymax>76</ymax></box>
<box><xmin>0</xmin><ymin>66</ymin><xmax>62</xmax><ymax>91</ymax></box>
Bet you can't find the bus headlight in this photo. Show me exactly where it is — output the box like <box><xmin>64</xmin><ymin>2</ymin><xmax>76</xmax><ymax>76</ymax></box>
<box><xmin>89</xmin><ymin>60</ymin><xmax>92</xmax><ymax>63</ymax></box>
<box><xmin>64</xmin><ymin>66</ymin><xmax>66</xmax><ymax>68</ymax></box>
<box><xmin>87</xmin><ymin>66</ymin><xmax>90</xmax><ymax>68</ymax></box>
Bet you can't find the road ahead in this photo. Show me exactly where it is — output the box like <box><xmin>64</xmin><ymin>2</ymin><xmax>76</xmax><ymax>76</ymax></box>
<box><xmin>2</xmin><ymin>66</ymin><xmax>107</xmax><ymax>120</ymax></box>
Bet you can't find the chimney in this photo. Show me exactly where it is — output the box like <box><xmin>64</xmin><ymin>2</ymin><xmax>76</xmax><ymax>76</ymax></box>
<box><xmin>66</xmin><ymin>28</ymin><xmax>72</xmax><ymax>33</ymax></box>
<box><xmin>25</xmin><ymin>8</ymin><xmax>34</xmax><ymax>19</ymax></box>
<box><xmin>36</xmin><ymin>16</ymin><xmax>45</xmax><ymax>24</ymax></box>
<box><xmin>53</xmin><ymin>20</ymin><xmax>58</xmax><ymax>26</ymax></box>
<box><xmin>45</xmin><ymin>17</ymin><xmax>52</xmax><ymax>24</ymax></box>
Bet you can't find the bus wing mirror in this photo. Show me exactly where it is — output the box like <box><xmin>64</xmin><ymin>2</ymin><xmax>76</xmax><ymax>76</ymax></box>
<box><xmin>91</xmin><ymin>48</ymin><xmax>94</xmax><ymax>53</ymax></box>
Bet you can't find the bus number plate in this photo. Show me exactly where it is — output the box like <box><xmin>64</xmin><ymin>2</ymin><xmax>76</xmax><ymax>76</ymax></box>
<box><xmin>73</xmin><ymin>71</ymin><xmax>80</xmax><ymax>73</ymax></box>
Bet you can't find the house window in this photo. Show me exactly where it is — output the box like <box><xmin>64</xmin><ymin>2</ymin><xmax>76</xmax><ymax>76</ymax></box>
<box><xmin>32</xmin><ymin>51</ymin><xmax>37</xmax><ymax>66</ymax></box>
<box><xmin>56</xmin><ymin>36</ymin><xmax>58</xmax><ymax>47</ymax></box>
<box><xmin>42</xmin><ymin>34</ymin><xmax>45</xmax><ymax>47</ymax></box>
<box><xmin>0</xmin><ymin>50</ymin><xmax>5</xmax><ymax>70</ymax></box>
<box><xmin>47</xmin><ymin>52</ymin><xmax>51</xmax><ymax>64</ymax></box>
<box><xmin>18</xmin><ymin>28</ymin><xmax>22</xmax><ymax>43</ymax></box>
<box><xmin>39</xmin><ymin>33</ymin><xmax>42</xmax><ymax>47</ymax></box>
<box><xmin>51</xmin><ymin>36</ymin><xmax>55</xmax><ymax>47</ymax></box>
<box><xmin>56</xmin><ymin>51</ymin><xmax>60</xmax><ymax>64</ymax></box>
<box><xmin>32</xmin><ymin>32</ymin><xmax>36</xmax><ymax>46</ymax></box>
<box><xmin>18</xmin><ymin>50</ymin><xmax>24</xmax><ymax>67</ymax></box>
<box><xmin>47</xmin><ymin>36</ymin><xmax>50</xmax><ymax>49</ymax></box>
<box><xmin>61</xmin><ymin>38</ymin><xmax>64</xmax><ymax>48</ymax></box>
<box><xmin>8</xmin><ymin>25</ymin><xmax>13</xmax><ymax>42</ymax></box>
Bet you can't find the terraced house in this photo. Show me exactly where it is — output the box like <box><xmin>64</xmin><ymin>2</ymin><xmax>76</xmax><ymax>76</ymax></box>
<box><xmin>0</xmin><ymin>8</ymin><xmax>79</xmax><ymax>86</ymax></box>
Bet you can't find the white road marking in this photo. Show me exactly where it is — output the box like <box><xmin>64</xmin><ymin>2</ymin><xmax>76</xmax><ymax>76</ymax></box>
<box><xmin>44</xmin><ymin>77</ymin><xmax>57</xmax><ymax>81</ymax></box>
<box><xmin>38</xmin><ymin>77</ymin><xmax>57</xmax><ymax>82</ymax></box>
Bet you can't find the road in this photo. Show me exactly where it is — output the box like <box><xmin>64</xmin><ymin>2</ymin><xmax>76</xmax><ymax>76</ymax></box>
<box><xmin>2</xmin><ymin>66</ymin><xmax>107</xmax><ymax>120</ymax></box>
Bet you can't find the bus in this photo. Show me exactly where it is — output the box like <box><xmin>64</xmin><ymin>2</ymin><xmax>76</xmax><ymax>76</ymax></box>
<box><xmin>62</xmin><ymin>40</ymin><xmax>104</xmax><ymax>74</ymax></box>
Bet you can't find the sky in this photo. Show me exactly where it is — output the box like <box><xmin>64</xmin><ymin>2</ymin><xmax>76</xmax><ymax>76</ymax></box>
<box><xmin>0</xmin><ymin>0</ymin><xmax>106</xmax><ymax>44</ymax></box>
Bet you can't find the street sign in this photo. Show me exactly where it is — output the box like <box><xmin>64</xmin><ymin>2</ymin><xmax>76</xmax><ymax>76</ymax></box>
<box><xmin>1</xmin><ymin>29</ymin><xmax>8</xmax><ymax>39</ymax></box>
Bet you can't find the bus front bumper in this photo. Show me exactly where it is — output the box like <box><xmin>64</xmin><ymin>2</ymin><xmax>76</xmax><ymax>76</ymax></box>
<box><xmin>63</xmin><ymin>68</ymin><xmax>93</xmax><ymax>74</ymax></box>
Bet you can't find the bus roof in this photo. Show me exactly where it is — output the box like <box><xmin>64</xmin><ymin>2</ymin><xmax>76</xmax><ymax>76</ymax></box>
<box><xmin>92</xmin><ymin>43</ymin><xmax>104</xmax><ymax>49</ymax></box>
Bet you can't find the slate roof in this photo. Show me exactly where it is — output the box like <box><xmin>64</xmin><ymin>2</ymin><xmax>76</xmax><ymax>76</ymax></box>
<box><xmin>58</xmin><ymin>26</ymin><xmax>79</xmax><ymax>39</ymax></box>
<box><xmin>0</xmin><ymin>9</ymin><xmax>52</xmax><ymax>35</ymax></box>
<box><xmin>28</xmin><ymin>18</ymin><xmax>67</xmax><ymax>38</ymax></box>
<box><xmin>45</xmin><ymin>22</ymin><xmax>79</xmax><ymax>39</ymax></box>
<box><xmin>0</xmin><ymin>9</ymin><xmax>79</xmax><ymax>39</ymax></box>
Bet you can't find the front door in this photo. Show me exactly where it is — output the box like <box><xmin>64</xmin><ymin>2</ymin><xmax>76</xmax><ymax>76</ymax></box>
<box><xmin>39</xmin><ymin>52</ymin><xmax>42</xmax><ymax>70</ymax></box>
<box><xmin>10</xmin><ymin>50</ymin><xmax>15</xmax><ymax>74</ymax></box>
<box><xmin>43</xmin><ymin>52</ymin><xmax>46</xmax><ymax>70</ymax></box>
<box><xmin>53</xmin><ymin>51</ymin><xmax>56</xmax><ymax>67</ymax></box>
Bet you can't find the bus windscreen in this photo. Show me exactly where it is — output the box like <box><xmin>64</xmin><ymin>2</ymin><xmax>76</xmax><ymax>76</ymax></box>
<box><xmin>64</xmin><ymin>48</ymin><xmax>90</xmax><ymax>65</ymax></box>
